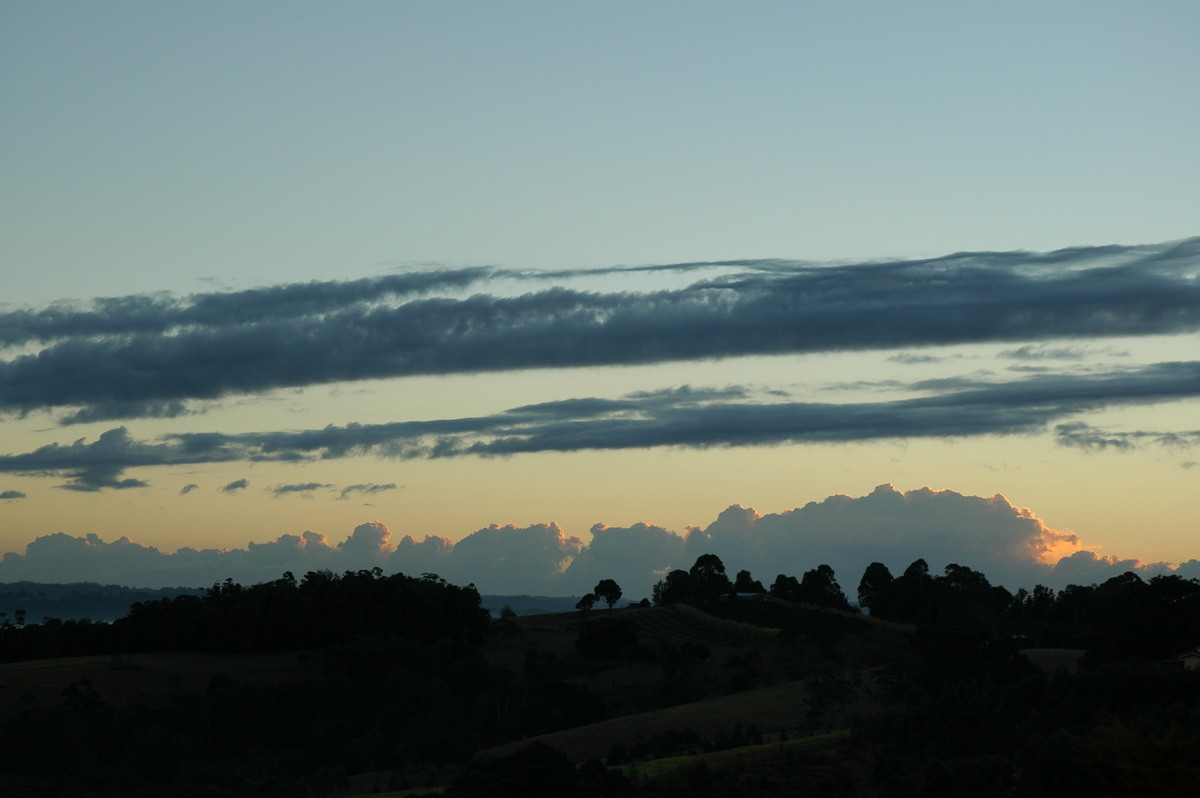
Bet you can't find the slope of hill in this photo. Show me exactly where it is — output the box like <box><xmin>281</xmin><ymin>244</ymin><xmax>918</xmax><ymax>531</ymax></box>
<box><xmin>5</xmin><ymin>568</ymin><xmax>1200</xmax><ymax>797</ymax></box>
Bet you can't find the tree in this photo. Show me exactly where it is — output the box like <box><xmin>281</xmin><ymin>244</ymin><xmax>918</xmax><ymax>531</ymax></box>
<box><xmin>857</xmin><ymin>562</ymin><xmax>895</xmax><ymax>616</ymax></box>
<box><xmin>593</xmin><ymin>579</ymin><xmax>622</xmax><ymax>609</ymax></box>
<box><xmin>796</xmin><ymin>565</ymin><xmax>853</xmax><ymax>611</ymax></box>
<box><xmin>575</xmin><ymin>594</ymin><xmax>596</xmax><ymax>612</ymax></box>
<box><xmin>769</xmin><ymin>574</ymin><xmax>801</xmax><ymax>601</ymax></box>
<box><xmin>653</xmin><ymin>570</ymin><xmax>694</xmax><ymax>605</ymax></box>
<box><xmin>887</xmin><ymin>558</ymin><xmax>937</xmax><ymax>624</ymax></box>
<box><xmin>734</xmin><ymin>570</ymin><xmax>765</xmax><ymax>594</ymax></box>
<box><xmin>937</xmin><ymin>563</ymin><xmax>1009</xmax><ymax>634</ymax></box>
<box><xmin>689</xmin><ymin>554</ymin><xmax>733</xmax><ymax>600</ymax></box>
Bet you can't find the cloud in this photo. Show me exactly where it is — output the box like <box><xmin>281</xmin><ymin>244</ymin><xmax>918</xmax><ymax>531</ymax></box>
<box><xmin>4</xmin><ymin>362</ymin><xmax>1200</xmax><ymax>489</ymax></box>
<box><xmin>428</xmin><ymin>523</ymin><xmax>586</xmax><ymax>595</ymax></box>
<box><xmin>564</xmin><ymin>522</ymin><xmax>686</xmax><ymax>596</ymax></box>
<box><xmin>220</xmin><ymin>478</ymin><xmax>249</xmax><ymax>493</ymax></box>
<box><xmin>390</xmin><ymin>533</ymin><xmax>454</xmax><ymax>576</ymax></box>
<box><xmin>0</xmin><ymin>527</ymin><xmax>400</xmax><ymax>587</ymax></box>
<box><xmin>2</xmin><ymin>238</ymin><xmax>1198</xmax><ymax>422</ymax></box>
<box><xmin>1050</xmin><ymin>550</ymin><xmax>1172</xmax><ymax>585</ymax></box>
<box><xmin>0</xmin><ymin>485</ymin><xmax>1177</xmax><ymax>595</ymax></box>
<box><xmin>57</xmin><ymin>399</ymin><xmax>192</xmax><ymax>426</ymax></box>
<box><xmin>339</xmin><ymin>482</ymin><xmax>399</xmax><ymax>500</ymax></box>
<box><xmin>58</xmin><ymin>465</ymin><xmax>150</xmax><ymax>492</ymax></box>
<box><xmin>678</xmin><ymin>485</ymin><xmax>1084</xmax><ymax>594</ymax></box>
<box><xmin>179</xmin><ymin>483</ymin><xmax>199</xmax><ymax>495</ymax></box>
<box><xmin>0</xmin><ymin>427</ymin><xmax>156</xmax><ymax>491</ymax></box>
<box><xmin>270</xmin><ymin>482</ymin><xmax>334</xmax><ymax>498</ymax></box>
<box><xmin>1001</xmin><ymin>344</ymin><xmax>1094</xmax><ymax>361</ymax></box>
<box><xmin>1055</xmin><ymin>422</ymin><xmax>1200</xmax><ymax>452</ymax></box>
<box><xmin>337</xmin><ymin>521</ymin><xmax>394</xmax><ymax>565</ymax></box>
<box><xmin>0</xmin><ymin>490</ymin><xmax>26</xmax><ymax>500</ymax></box>
<box><xmin>889</xmin><ymin>353</ymin><xmax>943</xmax><ymax>364</ymax></box>
<box><xmin>0</xmin><ymin>268</ymin><xmax>495</xmax><ymax>349</ymax></box>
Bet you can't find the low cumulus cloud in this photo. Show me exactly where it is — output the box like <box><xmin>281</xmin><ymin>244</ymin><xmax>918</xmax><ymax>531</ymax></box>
<box><xmin>4</xmin><ymin>363</ymin><xmax>1200</xmax><ymax>489</ymax></box>
<box><xmin>220</xmin><ymin>478</ymin><xmax>249</xmax><ymax>494</ymax></box>
<box><xmin>0</xmin><ymin>486</ymin><xmax>1178</xmax><ymax>595</ymax></box>
<box><xmin>0</xmin><ymin>490</ymin><xmax>26</xmax><ymax>500</ymax></box>
<box><xmin>179</xmin><ymin>483</ymin><xmax>199</xmax><ymax>495</ymax></box>
<box><xmin>2</xmin><ymin>238</ymin><xmax>1198</xmax><ymax>423</ymax></box>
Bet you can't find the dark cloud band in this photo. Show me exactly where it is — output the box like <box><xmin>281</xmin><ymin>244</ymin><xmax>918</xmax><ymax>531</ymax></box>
<box><xmin>2</xmin><ymin>361</ymin><xmax>1198</xmax><ymax>489</ymax></box>
<box><xmin>2</xmin><ymin>238</ymin><xmax>1197</xmax><ymax>422</ymax></box>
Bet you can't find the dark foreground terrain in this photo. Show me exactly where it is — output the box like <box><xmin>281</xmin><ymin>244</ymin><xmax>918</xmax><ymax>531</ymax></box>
<box><xmin>3</xmin><ymin>559</ymin><xmax>1200</xmax><ymax>797</ymax></box>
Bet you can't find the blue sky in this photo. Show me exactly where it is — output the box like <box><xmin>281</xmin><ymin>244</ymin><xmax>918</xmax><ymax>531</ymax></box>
<box><xmin>1</xmin><ymin>2</ymin><xmax>1198</xmax><ymax>594</ymax></box>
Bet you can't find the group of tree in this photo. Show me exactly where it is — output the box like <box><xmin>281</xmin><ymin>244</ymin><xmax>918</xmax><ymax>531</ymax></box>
<box><xmin>650</xmin><ymin>553</ymin><xmax>855</xmax><ymax>612</ymax></box>
<box><xmin>0</xmin><ymin>567</ymin><xmax>490</xmax><ymax>662</ymax></box>
<box><xmin>857</xmin><ymin>558</ymin><xmax>1200</xmax><ymax>661</ymax></box>
<box><xmin>652</xmin><ymin>553</ymin><xmax>738</xmax><ymax>604</ymax></box>
<box><xmin>644</xmin><ymin>551</ymin><xmax>1200</xmax><ymax>664</ymax></box>
<box><xmin>575</xmin><ymin>578</ymin><xmax>624</xmax><ymax>611</ymax></box>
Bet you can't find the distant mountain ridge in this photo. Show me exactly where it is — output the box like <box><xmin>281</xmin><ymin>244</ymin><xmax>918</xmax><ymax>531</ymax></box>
<box><xmin>479</xmin><ymin>594</ymin><xmax>584</xmax><ymax>616</ymax></box>
<box><xmin>0</xmin><ymin>581</ymin><xmax>206</xmax><ymax>624</ymax></box>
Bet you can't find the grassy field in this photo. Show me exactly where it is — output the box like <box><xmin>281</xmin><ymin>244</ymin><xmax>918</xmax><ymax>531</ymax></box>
<box><xmin>0</xmin><ymin>651</ymin><xmax>316</xmax><ymax>722</ymax></box>
<box><xmin>344</xmin><ymin>733</ymin><xmax>853</xmax><ymax>798</ymax></box>
<box><xmin>626</xmin><ymin>603</ymin><xmax>780</xmax><ymax>647</ymax></box>
<box><xmin>1020</xmin><ymin>647</ymin><xmax>1085</xmax><ymax>675</ymax></box>
<box><xmin>622</xmin><ymin>730</ymin><xmax>849</xmax><ymax>780</ymax></box>
<box><xmin>3</xmin><ymin>598</ymin><xmax>902</xmax><ymax>796</ymax></box>
<box><xmin>474</xmin><ymin>676</ymin><xmax>821</xmax><ymax>763</ymax></box>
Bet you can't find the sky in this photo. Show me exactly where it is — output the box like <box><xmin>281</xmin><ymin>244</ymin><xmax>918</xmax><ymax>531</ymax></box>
<box><xmin>2</xmin><ymin>2</ymin><xmax>1198</xmax><ymax>599</ymax></box>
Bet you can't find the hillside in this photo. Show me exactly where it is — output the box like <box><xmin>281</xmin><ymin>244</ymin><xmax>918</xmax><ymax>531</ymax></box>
<box><xmin>4</xmin><ymin>564</ymin><xmax>1200</xmax><ymax>796</ymax></box>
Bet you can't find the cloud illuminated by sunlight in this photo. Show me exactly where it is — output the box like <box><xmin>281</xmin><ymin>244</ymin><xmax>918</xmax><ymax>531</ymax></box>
<box><xmin>0</xmin><ymin>485</ymin><xmax>1183</xmax><ymax>596</ymax></box>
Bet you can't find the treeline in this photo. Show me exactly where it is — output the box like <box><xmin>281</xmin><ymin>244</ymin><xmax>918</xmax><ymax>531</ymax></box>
<box><xmin>5</xmin><ymin>556</ymin><xmax>1200</xmax><ymax>665</ymax></box>
<box><xmin>0</xmin><ymin>568</ymin><xmax>490</xmax><ymax>662</ymax></box>
<box><xmin>650</xmin><ymin>553</ymin><xmax>1200</xmax><ymax>663</ymax></box>
<box><xmin>651</xmin><ymin>554</ymin><xmax>854</xmax><ymax>611</ymax></box>
<box><xmin>858</xmin><ymin>558</ymin><xmax>1200</xmax><ymax>661</ymax></box>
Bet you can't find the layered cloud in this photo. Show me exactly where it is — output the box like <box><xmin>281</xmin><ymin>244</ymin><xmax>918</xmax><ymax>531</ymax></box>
<box><xmin>2</xmin><ymin>239</ymin><xmax>1198</xmax><ymax>423</ymax></box>
<box><xmin>338</xmin><ymin>483</ymin><xmax>399</xmax><ymax>500</ymax></box>
<box><xmin>3</xmin><ymin>363</ymin><xmax>1200</xmax><ymax>490</ymax></box>
<box><xmin>0</xmin><ymin>485</ymin><xmax>1186</xmax><ymax>596</ymax></box>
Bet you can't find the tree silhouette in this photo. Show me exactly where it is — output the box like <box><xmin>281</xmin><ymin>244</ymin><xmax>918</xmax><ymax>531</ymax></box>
<box><xmin>593</xmin><ymin>579</ymin><xmax>622</xmax><ymax>609</ymax></box>
<box><xmin>796</xmin><ymin>564</ymin><xmax>853</xmax><ymax>610</ymax></box>
<box><xmin>652</xmin><ymin>569</ymin><xmax>694</xmax><ymax>605</ymax></box>
<box><xmin>734</xmin><ymin>569</ymin><xmax>765</xmax><ymax>594</ymax></box>
<box><xmin>857</xmin><ymin>561</ymin><xmax>894</xmax><ymax>615</ymax></box>
<box><xmin>689</xmin><ymin>553</ymin><xmax>733</xmax><ymax>600</ymax></box>
<box><xmin>887</xmin><ymin>558</ymin><xmax>936</xmax><ymax>624</ymax></box>
<box><xmin>769</xmin><ymin>574</ymin><xmax>801</xmax><ymax>601</ymax></box>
